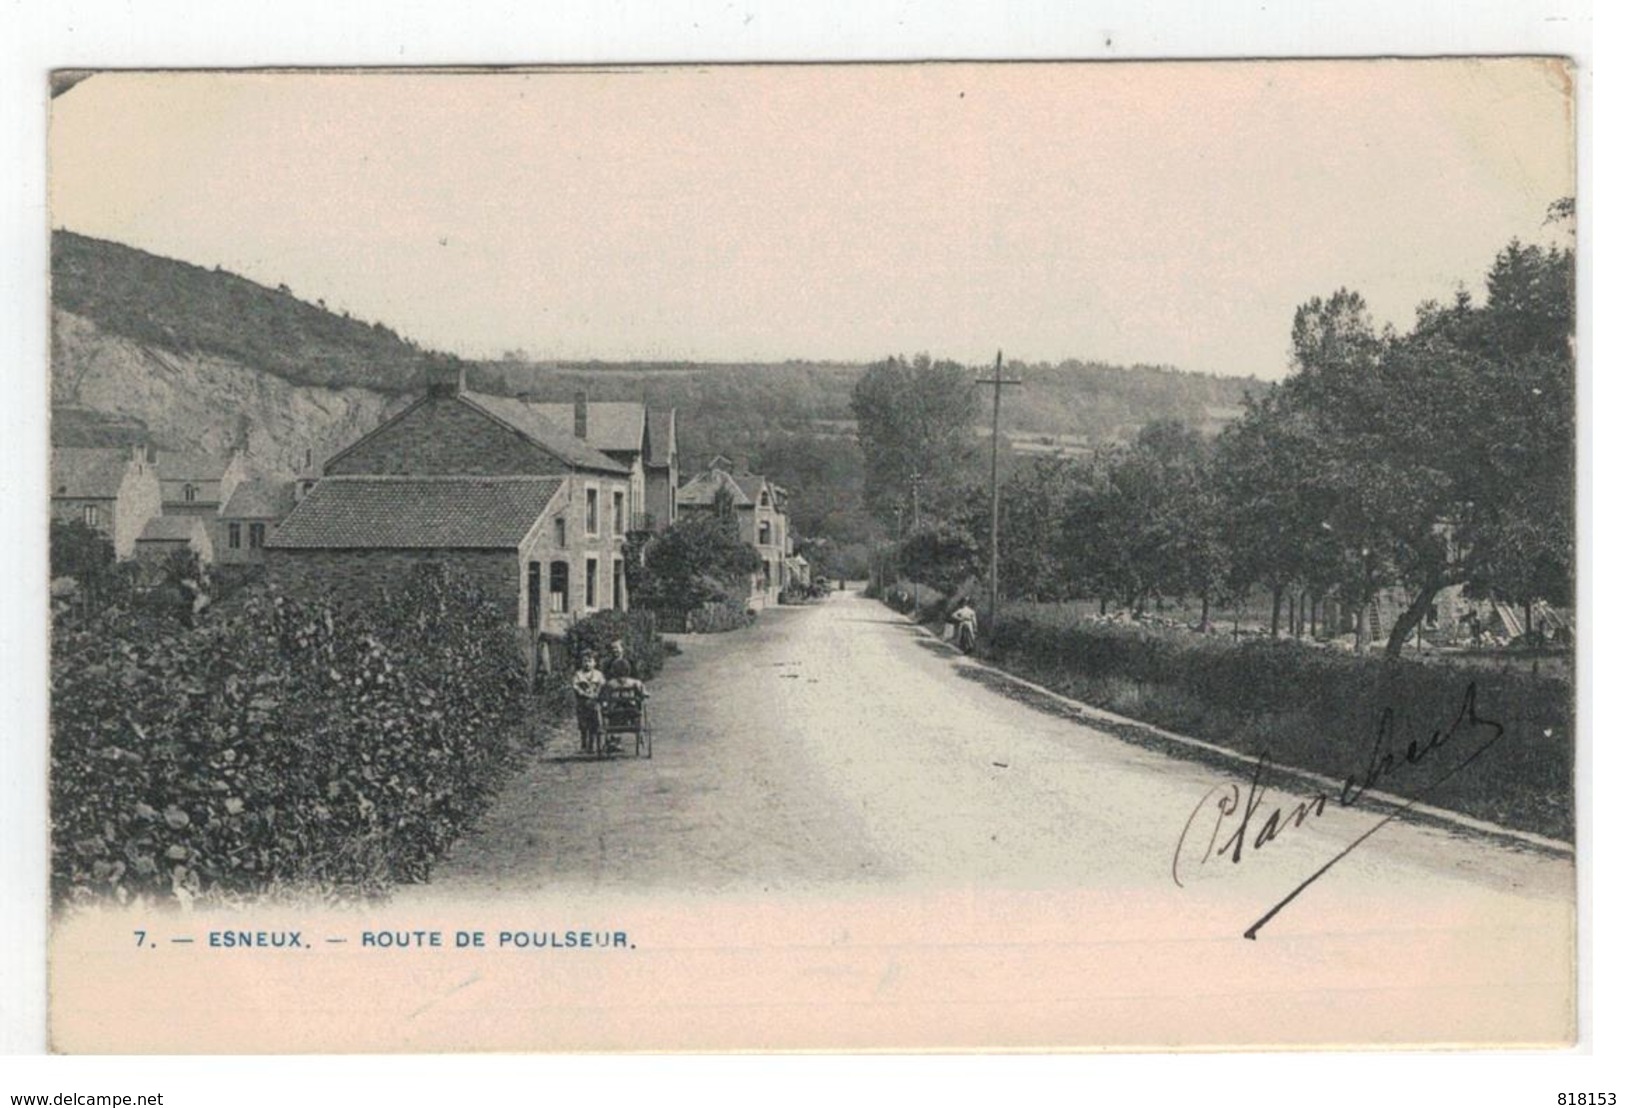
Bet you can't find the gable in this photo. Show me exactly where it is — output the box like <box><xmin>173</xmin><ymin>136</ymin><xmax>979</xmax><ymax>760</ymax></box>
<box><xmin>532</xmin><ymin>402</ymin><xmax>648</xmax><ymax>455</ymax></box>
<box><xmin>325</xmin><ymin>395</ymin><xmax>601</xmax><ymax>477</ymax></box>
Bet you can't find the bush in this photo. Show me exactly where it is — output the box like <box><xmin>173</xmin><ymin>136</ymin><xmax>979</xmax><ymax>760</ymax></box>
<box><xmin>686</xmin><ymin>600</ymin><xmax>754</xmax><ymax>633</ymax></box>
<box><xmin>562</xmin><ymin>609</ymin><xmax>666</xmax><ymax>680</ymax></box>
<box><xmin>50</xmin><ymin>563</ymin><xmax>532</xmax><ymax>907</ymax></box>
<box><xmin>983</xmin><ymin>614</ymin><xmax>1575</xmax><ymax>840</ymax></box>
<box><xmin>632</xmin><ymin>514</ymin><xmax>758</xmax><ymax>613</ymax></box>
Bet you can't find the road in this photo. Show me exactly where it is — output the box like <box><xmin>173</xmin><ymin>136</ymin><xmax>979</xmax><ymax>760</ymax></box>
<box><xmin>404</xmin><ymin>589</ymin><xmax>1575</xmax><ymax>1046</ymax></box>
<box><xmin>425</xmin><ymin>590</ymin><xmax>1570</xmax><ymax>897</ymax></box>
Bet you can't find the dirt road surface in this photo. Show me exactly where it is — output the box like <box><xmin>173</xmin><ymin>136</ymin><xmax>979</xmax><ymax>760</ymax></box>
<box><xmin>422</xmin><ymin>588</ymin><xmax>1571</xmax><ymax>904</ymax></box>
<box><xmin>399</xmin><ymin>590</ymin><xmax>1574</xmax><ymax>1046</ymax></box>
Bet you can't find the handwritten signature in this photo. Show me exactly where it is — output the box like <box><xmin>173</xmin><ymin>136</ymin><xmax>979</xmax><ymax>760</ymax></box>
<box><xmin>1171</xmin><ymin>682</ymin><xmax>1506</xmax><ymax>939</ymax></box>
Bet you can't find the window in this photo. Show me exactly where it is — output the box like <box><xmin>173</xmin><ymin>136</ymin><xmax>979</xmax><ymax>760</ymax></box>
<box><xmin>585</xmin><ymin>557</ymin><xmax>599</xmax><ymax>609</ymax></box>
<box><xmin>553</xmin><ymin>515</ymin><xmax>567</xmax><ymax>547</ymax></box>
<box><xmin>613</xmin><ymin>490</ymin><xmax>625</xmax><ymax>535</ymax></box>
<box><xmin>585</xmin><ymin>487</ymin><xmax>600</xmax><ymax>536</ymax></box>
<box><xmin>249</xmin><ymin>523</ymin><xmax>266</xmax><ymax>549</ymax></box>
<box><xmin>758</xmin><ymin>520</ymin><xmax>772</xmax><ymax>545</ymax></box>
<box><xmin>527</xmin><ymin>562</ymin><xmax>542</xmax><ymax>628</ymax></box>
<box><xmin>228</xmin><ymin>522</ymin><xmax>242</xmax><ymax>550</ymax></box>
<box><xmin>183</xmin><ymin>484</ymin><xmax>197</xmax><ymax>503</ymax></box>
<box><xmin>83</xmin><ymin>504</ymin><xmax>99</xmax><ymax>527</ymax></box>
<box><xmin>549</xmin><ymin>561</ymin><xmax>569</xmax><ymax>612</ymax></box>
<box><xmin>613</xmin><ymin>557</ymin><xmax>624</xmax><ymax>610</ymax></box>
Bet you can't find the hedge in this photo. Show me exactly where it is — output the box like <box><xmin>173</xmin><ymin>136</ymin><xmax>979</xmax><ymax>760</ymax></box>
<box><xmin>50</xmin><ymin>563</ymin><xmax>531</xmax><ymax>907</ymax></box>
<box><xmin>983</xmin><ymin>615</ymin><xmax>1575</xmax><ymax>841</ymax></box>
<box><xmin>560</xmin><ymin>609</ymin><xmax>667</xmax><ymax>679</ymax></box>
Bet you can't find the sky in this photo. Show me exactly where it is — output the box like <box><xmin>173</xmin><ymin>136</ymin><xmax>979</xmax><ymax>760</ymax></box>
<box><xmin>49</xmin><ymin>61</ymin><xmax>1574</xmax><ymax>380</ymax></box>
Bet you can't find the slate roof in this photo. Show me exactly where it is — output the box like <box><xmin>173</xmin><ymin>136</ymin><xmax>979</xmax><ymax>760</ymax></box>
<box><xmin>458</xmin><ymin>393</ymin><xmax>630</xmax><ymax>474</ymax></box>
<box><xmin>137</xmin><ymin>516</ymin><xmax>205</xmax><ymax>543</ymax></box>
<box><xmin>157</xmin><ymin>452</ymin><xmax>234</xmax><ymax>481</ymax></box>
<box><xmin>532</xmin><ymin>401</ymin><xmax>647</xmax><ymax>455</ymax></box>
<box><xmin>675</xmin><ymin>468</ymin><xmax>751</xmax><ymax>509</ymax></box>
<box><xmin>648</xmin><ymin>409</ymin><xmax>676</xmax><ymax>465</ymax></box>
<box><xmin>221</xmin><ymin>478</ymin><xmax>297</xmax><ymax>520</ymax></box>
<box><xmin>731</xmin><ymin>472</ymin><xmax>787</xmax><ymax>509</ymax></box>
<box><xmin>268</xmin><ymin>476</ymin><xmax>565</xmax><ymax>549</ymax></box>
<box><xmin>51</xmin><ymin>447</ymin><xmax>134</xmax><ymax>499</ymax></box>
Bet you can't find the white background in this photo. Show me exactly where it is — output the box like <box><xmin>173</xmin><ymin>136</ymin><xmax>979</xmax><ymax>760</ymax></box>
<box><xmin>1</xmin><ymin>0</ymin><xmax>1607</xmax><ymax>1103</ymax></box>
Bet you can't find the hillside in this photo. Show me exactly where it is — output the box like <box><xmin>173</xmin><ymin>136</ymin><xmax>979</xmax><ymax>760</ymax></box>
<box><xmin>52</xmin><ymin>230</ymin><xmax>442</xmax><ymax>393</ymax></box>
<box><xmin>50</xmin><ymin>230</ymin><xmax>1264</xmax><ymax>543</ymax></box>
<box><xmin>52</xmin><ymin>306</ymin><xmax>409</xmax><ymax>477</ymax></box>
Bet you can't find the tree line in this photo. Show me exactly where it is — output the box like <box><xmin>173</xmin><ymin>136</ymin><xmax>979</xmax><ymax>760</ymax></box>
<box><xmin>853</xmin><ymin>208</ymin><xmax>1576</xmax><ymax>660</ymax></box>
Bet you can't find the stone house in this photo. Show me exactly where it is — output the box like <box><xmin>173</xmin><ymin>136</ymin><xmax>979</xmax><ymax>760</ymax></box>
<box><xmin>645</xmin><ymin>409</ymin><xmax>680</xmax><ymax>531</ymax></box>
<box><xmin>265</xmin><ymin>366</ymin><xmax>633</xmax><ymax>640</ymax></box>
<box><xmin>675</xmin><ymin>457</ymin><xmax>794</xmax><ymax>606</ymax></box>
<box><xmin>218</xmin><ymin>478</ymin><xmax>298</xmax><ymax>565</ymax></box>
<box><xmin>49</xmin><ymin>445</ymin><xmax>162</xmax><ymax>558</ymax></box>
<box><xmin>532</xmin><ymin>397</ymin><xmax>651</xmax><ymax>531</ymax></box>
<box><xmin>134</xmin><ymin>515</ymin><xmax>214</xmax><ymax>566</ymax></box>
<box><xmin>156</xmin><ymin>450</ymin><xmax>250</xmax><ymax>518</ymax></box>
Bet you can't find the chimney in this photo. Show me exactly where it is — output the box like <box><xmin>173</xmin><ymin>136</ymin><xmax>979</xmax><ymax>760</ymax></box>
<box><xmin>426</xmin><ymin>362</ymin><xmax>466</xmax><ymax>398</ymax></box>
<box><xmin>574</xmin><ymin>390</ymin><xmax>588</xmax><ymax>440</ymax></box>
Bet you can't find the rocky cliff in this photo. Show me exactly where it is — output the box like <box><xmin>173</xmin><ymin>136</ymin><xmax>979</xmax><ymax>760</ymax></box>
<box><xmin>51</xmin><ymin>308</ymin><xmax>410</xmax><ymax>478</ymax></box>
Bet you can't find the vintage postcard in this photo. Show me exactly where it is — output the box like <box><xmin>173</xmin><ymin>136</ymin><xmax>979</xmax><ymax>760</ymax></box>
<box><xmin>44</xmin><ymin>60</ymin><xmax>1578</xmax><ymax>1052</ymax></box>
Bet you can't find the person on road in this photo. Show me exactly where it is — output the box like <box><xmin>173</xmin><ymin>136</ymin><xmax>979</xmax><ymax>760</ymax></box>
<box><xmin>600</xmin><ymin>646</ymin><xmax>647</xmax><ymax>755</ymax></box>
<box><xmin>571</xmin><ymin>651</ymin><xmax>605</xmax><ymax>754</ymax></box>
<box><xmin>949</xmin><ymin>599</ymin><xmax>979</xmax><ymax>653</ymax></box>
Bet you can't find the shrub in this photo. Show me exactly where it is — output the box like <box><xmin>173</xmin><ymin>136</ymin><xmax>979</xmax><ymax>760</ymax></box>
<box><xmin>632</xmin><ymin>515</ymin><xmax>758</xmax><ymax>613</ymax></box>
<box><xmin>562</xmin><ymin>609</ymin><xmax>665</xmax><ymax>680</ymax></box>
<box><xmin>50</xmin><ymin>562</ymin><xmax>531</xmax><ymax>907</ymax></box>
<box><xmin>686</xmin><ymin>600</ymin><xmax>754</xmax><ymax>633</ymax></box>
<box><xmin>983</xmin><ymin>614</ymin><xmax>1575</xmax><ymax>840</ymax></box>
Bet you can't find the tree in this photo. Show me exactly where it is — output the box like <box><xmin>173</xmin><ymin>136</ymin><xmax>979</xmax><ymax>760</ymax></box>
<box><xmin>1248</xmin><ymin>215</ymin><xmax>1575</xmax><ymax>657</ymax></box>
<box><xmin>897</xmin><ymin>518</ymin><xmax>982</xmax><ymax>599</ymax></box>
<box><xmin>1058</xmin><ymin>422</ymin><xmax>1224</xmax><ymax>617</ymax></box>
<box><xmin>997</xmin><ymin>456</ymin><xmax>1084</xmax><ymax>602</ymax></box>
<box><xmin>851</xmin><ymin>354</ymin><xmax>983</xmax><ymax>520</ymax></box>
<box><xmin>50</xmin><ymin>518</ymin><xmax>115</xmax><ymax>583</ymax></box>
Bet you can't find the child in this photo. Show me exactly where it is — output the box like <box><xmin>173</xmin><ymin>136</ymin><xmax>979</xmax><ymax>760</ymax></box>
<box><xmin>571</xmin><ymin>651</ymin><xmax>605</xmax><ymax>753</ymax></box>
<box><xmin>599</xmin><ymin>654</ymin><xmax>648</xmax><ymax>754</ymax></box>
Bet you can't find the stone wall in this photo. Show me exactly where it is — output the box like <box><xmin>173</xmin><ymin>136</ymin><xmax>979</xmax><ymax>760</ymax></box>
<box><xmin>265</xmin><ymin>547</ymin><xmax>518</xmax><ymax>611</ymax></box>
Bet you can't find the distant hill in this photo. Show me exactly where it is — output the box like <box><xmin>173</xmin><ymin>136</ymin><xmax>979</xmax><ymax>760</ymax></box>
<box><xmin>52</xmin><ymin>230</ymin><xmax>442</xmax><ymax>392</ymax></box>
<box><xmin>50</xmin><ymin>230</ymin><xmax>1264</xmax><ymax>546</ymax></box>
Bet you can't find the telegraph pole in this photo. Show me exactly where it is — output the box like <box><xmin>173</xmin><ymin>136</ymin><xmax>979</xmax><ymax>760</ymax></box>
<box><xmin>976</xmin><ymin>350</ymin><xmax>1021</xmax><ymax>629</ymax></box>
<box><xmin>909</xmin><ymin>471</ymin><xmax>922</xmax><ymax>615</ymax></box>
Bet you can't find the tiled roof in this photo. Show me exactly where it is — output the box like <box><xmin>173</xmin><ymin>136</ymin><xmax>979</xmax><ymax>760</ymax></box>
<box><xmin>675</xmin><ymin>468</ymin><xmax>751</xmax><ymax>508</ymax></box>
<box><xmin>268</xmin><ymin>476</ymin><xmax>565</xmax><ymax>549</ymax></box>
<box><xmin>732</xmin><ymin>473</ymin><xmax>787</xmax><ymax>508</ymax></box>
<box><xmin>51</xmin><ymin>447</ymin><xmax>134</xmax><ymax>499</ymax></box>
<box><xmin>221</xmin><ymin>478</ymin><xmax>297</xmax><ymax>520</ymax></box>
<box><xmin>532</xmin><ymin>402</ymin><xmax>647</xmax><ymax>454</ymax></box>
<box><xmin>459</xmin><ymin>393</ymin><xmax>630</xmax><ymax>474</ymax></box>
<box><xmin>648</xmin><ymin>409</ymin><xmax>676</xmax><ymax>464</ymax></box>
<box><xmin>157</xmin><ymin>452</ymin><xmax>234</xmax><ymax>481</ymax></box>
<box><xmin>137</xmin><ymin>516</ymin><xmax>205</xmax><ymax>543</ymax></box>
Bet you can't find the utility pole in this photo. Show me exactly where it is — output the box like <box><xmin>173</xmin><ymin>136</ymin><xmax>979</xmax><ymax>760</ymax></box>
<box><xmin>892</xmin><ymin>503</ymin><xmax>905</xmax><ymax>591</ymax></box>
<box><xmin>976</xmin><ymin>350</ymin><xmax>1021</xmax><ymax>629</ymax></box>
<box><xmin>909</xmin><ymin>471</ymin><xmax>922</xmax><ymax>615</ymax></box>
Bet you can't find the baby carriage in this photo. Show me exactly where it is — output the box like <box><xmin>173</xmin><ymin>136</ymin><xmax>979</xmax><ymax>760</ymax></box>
<box><xmin>597</xmin><ymin>684</ymin><xmax>653</xmax><ymax>759</ymax></box>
